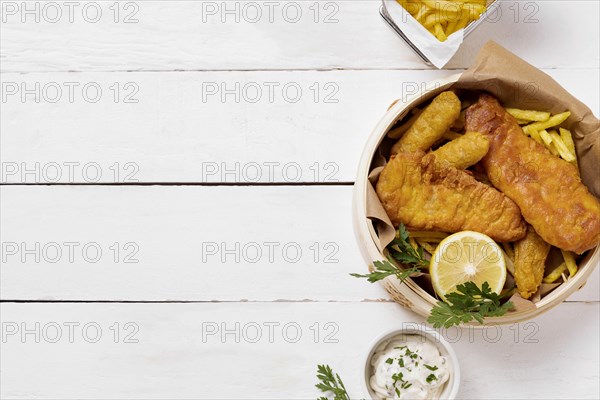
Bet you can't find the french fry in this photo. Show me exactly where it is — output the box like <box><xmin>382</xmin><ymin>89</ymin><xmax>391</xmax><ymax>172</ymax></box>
<box><xmin>544</xmin><ymin>130</ymin><xmax>559</xmax><ymax>156</ymax></box>
<box><xmin>461</xmin><ymin>2</ymin><xmax>485</xmax><ymax>19</ymax></box>
<box><xmin>516</xmin><ymin>109</ymin><xmax>578</xmax><ymax>163</ymax></box>
<box><xmin>455</xmin><ymin>12</ymin><xmax>470</xmax><ymax>30</ymax></box>
<box><xmin>445</xmin><ymin>19</ymin><xmax>458</xmax><ymax>36</ymax></box>
<box><xmin>522</xmin><ymin>111</ymin><xmax>571</xmax><ymax>135</ymax></box>
<box><xmin>543</xmin><ymin>262</ymin><xmax>567</xmax><ymax>283</ymax></box>
<box><xmin>433</xmin><ymin>23</ymin><xmax>447</xmax><ymax>41</ymax></box>
<box><xmin>506</xmin><ymin>108</ymin><xmax>551</xmax><ymax>122</ymax></box>
<box><xmin>399</xmin><ymin>0</ymin><xmax>419</xmax><ymax>14</ymax></box>
<box><xmin>402</xmin><ymin>0</ymin><xmax>424</xmax><ymax>20</ymax></box>
<box><xmin>414</xmin><ymin>6</ymin><xmax>429</xmax><ymax>23</ymax></box>
<box><xmin>416</xmin><ymin>239</ymin><xmax>438</xmax><ymax>255</ymax></box>
<box><xmin>547</xmin><ymin>140</ymin><xmax>560</xmax><ymax>156</ymax></box>
<box><xmin>560</xmin><ymin>249</ymin><xmax>578</xmax><ymax>277</ymax></box>
<box><xmin>396</xmin><ymin>0</ymin><xmax>486</xmax><ymax>41</ymax></box>
<box><xmin>529</xmin><ymin>129</ymin><xmax>543</xmax><ymax>144</ymax></box>
<box><xmin>409</xmin><ymin>237</ymin><xmax>419</xmax><ymax>251</ymax></box>
<box><xmin>423</xmin><ymin>12</ymin><xmax>452</xmax><ymax>28</ymax></box>
<box><xmin>549</xmin><ymin>131</ymin><xmax>576</xmax><ymax>162</ymax></box>
<box><xmin>408</xmin><ymin>231</ymin><xmax>449</xmax><ymax>241</ymax></box>
<box><xmin>422</xmin><ymin>0</ymin><xmax>462</xmax><ymax>10</ymax></box>
<box><xmin>539</xmin><ymin>129</ymin><xmax>553</xmax><ymax>147</ymax></box>
<box><xmin>559</xmin><ymin>127</ymin><xmax>578</xmax><ymax>166</ymax></box>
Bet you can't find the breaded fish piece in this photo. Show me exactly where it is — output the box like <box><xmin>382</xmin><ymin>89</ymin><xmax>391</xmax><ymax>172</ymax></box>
<box><xmin>465</xmin><ymin>94</ymin><xmax>600</xmax><ymax>254</ymax></box>
<box><xmin>376</xmin><ymin>151</ymin><xmax>526</xmax><ymax>242</ymax></box>
<box><xmin>391</xmin><ymin>91</ymin><xmax>461</xmax><ymax>155</ymax></box>
<box><xmin>514</xmin><ymin>225</ymin><xmax>551</xmax><ymax>299</ymax></box>
<box><xmin>430</xmin><ymin>131</ymin><xmax>489</xmax><ymax>169</ymax></box>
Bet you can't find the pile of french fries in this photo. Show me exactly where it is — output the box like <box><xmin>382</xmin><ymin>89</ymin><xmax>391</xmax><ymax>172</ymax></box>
<box><xmin>397</xmin><ymin>0</ymin><xmax>488</xmax><ymax>42</ymax></box>
<box><xmin>407</xmin><ymin>230</ymin><xmax>449</xmax><ymax>255</ymax></box>
<box><xmin>507</xmin><ymin>108</ymin><xmax>578</xmax><ymax>166</ymax></box>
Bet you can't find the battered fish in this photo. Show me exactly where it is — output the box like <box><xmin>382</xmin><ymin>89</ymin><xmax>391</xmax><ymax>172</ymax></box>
<box><xmin>430</xmin><ymin>131</ymin><xmax>489</xmax><ymax>169</ymax></box>
<box><xmin>514</xmin><ymin>225</ymin><xmax>550</xmax><ymax>299</ymax></box>
<box><xmin>465</xmin><ymin>94</ymin><xmax>600</xmax><ymax>254</ymax></box>
<box><xmin>391</xmin><ymin>91</ymin><xmax>461</xmax><ymax>155</ymax></box>
<box><xmin>376</xmin><ymin>151</ymin><xmax>526</xmax><ymax>242</ymax></box>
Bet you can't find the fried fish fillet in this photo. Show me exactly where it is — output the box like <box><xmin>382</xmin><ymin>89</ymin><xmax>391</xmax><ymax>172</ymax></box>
<box><xmin>391</xmin><ymin>91</ymin><xmax>461</xmax><ymax>155</ymax></box>
<box><xmin>376</xmin><ymin>151</ymin><xmax>526</xmax><ymax>242</ymax></box>
<box><xmin>430</xmin><ymin>131</ymin><xmax>489</xmax><ymax>169</ymax></box>
<box><xmin>465</xmin><ymin>94</ymin><xmax>600</xmax><ymax>254</ymax></box>
<box><xmin>514</xmin><ymin>225</ymin><xmax>550</xmax><ymax>299</ymax></box>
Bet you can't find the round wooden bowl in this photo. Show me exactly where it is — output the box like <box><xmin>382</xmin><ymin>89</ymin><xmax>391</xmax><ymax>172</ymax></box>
<box><xmin>352</xmin><ymin>74</ymin><xmax>599</xmax><ymax>325</ymax></box>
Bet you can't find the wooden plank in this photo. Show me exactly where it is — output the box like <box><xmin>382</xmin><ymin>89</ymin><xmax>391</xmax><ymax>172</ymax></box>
<box><xmin>0</xmin><ymin>185</ymin><xmax>386</xmax><ymax>301</ymax></box>
<box><xmin>2</xmin><ymin>69</ymin><xmax>598</xmax><ymax>183</ymax></box>
<box><xmin>0</xmin><ymin>1</ymin><xmax>598</xmax><ymax>72</ymax></box>
<box><xmin>0</xmin><ymin>69</ymin><xmax>449</xmax><ymax>183</ymax></box>
<box><xmin>1</xmin><ymin>185</ymin><xmax>598</xmax><ymax>302</ymax></box>
<box><xmin>1</xmin><ymin>301</ymin><xmax>598</xmax><ymax>399</ymax></box>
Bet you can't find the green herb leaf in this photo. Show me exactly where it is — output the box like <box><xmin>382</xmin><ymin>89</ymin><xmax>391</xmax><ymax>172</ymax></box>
<box><xmin>315</xmin><ymin>364</ymin><xmax>350</xmax><ymax>400</ymax></box>
<box><xmin>351</xmin><ymin>224</ymin><xmax>429</xmax><ymax>284</ymax></box>
<box><xmin>389</xmin><ymin>224</ymin><xmax>430</xmax><ymax>269</ymax></box>
<box><xmin>426</xmin><ymin>374</ymin><xmax>437</xmax><ymax>383</ymax></box>
<box><xmin>427</xmin><ymin>281</ymin><xmax>514</xmax><ymax>328</ymax></box>
<box><xmin>424</xmin><ymin>364</ymin><xmax>438</xmax><ymax>371</ymax></box>
<box><xmin>350</xmin><ymin>258</ymin><xmax>420</xmax><ymax>284</ymax></box>
<box><xmin>392</xmin><ymin>372</ymin><xmax>404</xmax><ymax>384</ymax></box>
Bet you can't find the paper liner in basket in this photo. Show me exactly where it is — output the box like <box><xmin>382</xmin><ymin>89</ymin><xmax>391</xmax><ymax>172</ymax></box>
<box><xmin>365</xmin><ymin>41</ymin><xmax>600</xmax><ymax>311</ymax></box>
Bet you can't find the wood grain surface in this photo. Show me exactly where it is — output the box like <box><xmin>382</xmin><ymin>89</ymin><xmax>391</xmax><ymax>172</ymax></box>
<box><xmin>1</xmin><ymin>0</ymin><xmax>598</xmax><ymax>398</ymax></box>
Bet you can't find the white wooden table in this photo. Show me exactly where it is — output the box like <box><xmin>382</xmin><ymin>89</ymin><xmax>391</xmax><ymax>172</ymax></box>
<box><xmin>1</xmin><ymin>1</ymin><xmax>599</xmax><ymax>398</ymax></box>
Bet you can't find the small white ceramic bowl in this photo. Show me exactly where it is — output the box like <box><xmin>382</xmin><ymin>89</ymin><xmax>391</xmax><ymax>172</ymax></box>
<box><xmin>362</xmin><ymin>327</ymin><xmax>460</xmax><ymax>400</ymax></box>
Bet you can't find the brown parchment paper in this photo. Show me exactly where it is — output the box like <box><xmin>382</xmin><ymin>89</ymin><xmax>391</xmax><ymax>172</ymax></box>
<box><xmin>365</xmin><ymin>41</ymin><xmax>600</xmax><ymax>310</ymax></box>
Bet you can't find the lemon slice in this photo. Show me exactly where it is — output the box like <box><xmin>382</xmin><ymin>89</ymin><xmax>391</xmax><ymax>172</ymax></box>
<box><xmin>430</xmin><ymin>231</ymin><xmax>507</xmax><ymax>300</ymax></box>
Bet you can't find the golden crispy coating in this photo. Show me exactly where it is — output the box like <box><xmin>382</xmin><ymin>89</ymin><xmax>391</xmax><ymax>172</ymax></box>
<box><xmin>514</xmin><ymin>225</ymin><xmax>550</xmax><ymax>299</ymax></box>
<box><xmin>430</xmin><ymin>131</ymin><xmax>489</xmax><ymax>169</ymax></box>
<box><xmin>391</xmin><ymin>91</ymin><xmax>461</xmax><ymax>155</ymax></box>
<box><xmin>465</xmin><ymin>94</ymin><xmax>600</xmax><ymax>254</ymax></box>
<box><xmin>376</xmin><ymin>151</ymin><xmax>526</xmax><ymax>242</ymax></box>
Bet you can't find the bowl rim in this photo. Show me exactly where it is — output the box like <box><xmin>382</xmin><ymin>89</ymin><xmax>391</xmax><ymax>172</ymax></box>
<box><xmin>352</xmin><ymin>74</ymin><xmax>600</xmax><ymax>324</ymax></box>
<box><xmin>361</xmin><ymin>326</ymin><xmax>461</xmax><ymax>400</ymax></box>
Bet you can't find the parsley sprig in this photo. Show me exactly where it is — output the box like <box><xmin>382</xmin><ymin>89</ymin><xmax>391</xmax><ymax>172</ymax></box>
<box><xmin>350</xmin><ymin>258</ymin><xmax>420</xmax><ymax>283</ymax></box>
<box><xmin>315</xmin><ymin>364</ymin><xmax>350</xmax><ymax>400</ymax></box>
<box><xmin>350</xmin><ymin>224</ymin><xmax>426</xmax><ymax>283</ymax></box>
<box><xmin>427</xmin><ymin>282</ymin><xmax>514</xmax><ymax>328</ymax></box>
<box><xmin>388</xmin><ymin>224</ymin><xmax>429</xmax><ymax>269</ymax></box>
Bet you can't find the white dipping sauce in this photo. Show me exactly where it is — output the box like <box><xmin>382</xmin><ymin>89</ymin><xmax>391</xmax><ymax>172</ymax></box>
<box><xmin>369</xmin><ymin>335</ymin><xmax>450</xmax><ymax>400</ymax></box>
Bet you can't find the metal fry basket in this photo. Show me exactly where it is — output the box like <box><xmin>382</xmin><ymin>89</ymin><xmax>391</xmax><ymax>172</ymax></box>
<box><xmin>380</xmin><ymin>0</ymin><xmax>500</xmax><ymax>66</ymax></box>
